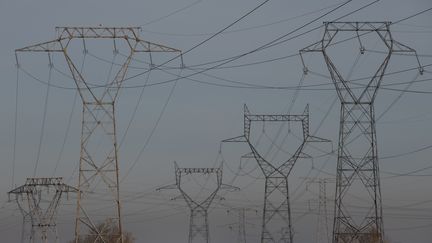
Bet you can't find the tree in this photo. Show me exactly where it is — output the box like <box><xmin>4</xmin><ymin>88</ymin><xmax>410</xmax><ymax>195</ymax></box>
<box><xmin>69</xmin><ymin>219</ymin><xmax>134</xmax><ymax>243</ymax></box>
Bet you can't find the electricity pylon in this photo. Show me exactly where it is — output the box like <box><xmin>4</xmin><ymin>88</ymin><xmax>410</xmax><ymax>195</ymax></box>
<box><xmin>224</xmin><ymin>105</ymin><xmax>329</xmax><ymax>243</ymax></box>
<box><xmin>305</xmin><ymin>178</ymin><xmax>334</xmax><ymax>243</ymax></box>
<box><xmin>226</xmin><ymin>207</ymin><xmax>257</xmax><ymax>243</ymax></box>
<box><xmin>16</xmin><ymin>27</ymin><xmax>182</xmax><ymax>242</ymax></box>
<box><xmin>300</xmin><ymin>22</ymin><xmax>423</xmax><ymax>243</ymax></box>
<box><xmin>158</xmin><ymin>162</ymin><xmax>239</xmax><ymax>243</ymax></box>
<box><xmin>8</xmin><ymin>177</ymin><xmax>77</xmax><ymax>243</ymax></box>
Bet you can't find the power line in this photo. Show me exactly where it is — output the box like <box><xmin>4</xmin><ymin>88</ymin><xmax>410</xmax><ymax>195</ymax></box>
<box><xmin>119</xmin><ymin>0</ymin><xmax>354</xmax><ymax>85</ymax></box>
<box><xmin>140</xmin><ymin>0</ymin><xmax>203</xmax><ymax>27</ymax></box>
<box><xmin>121</xmin><ymin>69</ymin><xmax>183</xmax><ymax>182</ymax></box>
<box><xmin>141</xmin><ymin>1</ymin><xmax>345</xmax><ymax>37</ymax></box>
<box><xmin>51</xmin><ymin>52</ymin><xmax>87</xmax><ymax>176</ymax></box>
<box><xmin>33</xmin><ymin>54</ymin><xmax>53</xmax><ymax>177</ymax></box>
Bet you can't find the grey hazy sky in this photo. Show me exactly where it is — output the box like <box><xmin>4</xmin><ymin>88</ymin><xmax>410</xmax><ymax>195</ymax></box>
<box><xmin>0</xmin><ymin>0</ymin><xmax>432</xmax><ymax>242</ymax></box>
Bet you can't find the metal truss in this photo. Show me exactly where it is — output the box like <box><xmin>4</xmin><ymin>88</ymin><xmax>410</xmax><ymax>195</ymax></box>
<box><xmin>16</xmin><ymin>27</ymin><xmax>182</xmax><ymax>243</ymax></box>
<box><xmin>224</xmin><ymin>105</ymin><xmax>329</xmax><ymax>243</ymax></box>
<box><xmin>226</xmin><ymin>208</ymin><xmax>257</xmax><ymax>243</ymax></box>
<box><xmin>158</xmin><ymin>162</ymin><xmax>238</xmax><ymax>243</ymax></box>
<box><xmin>300</xmin><ymin>22</ymin><xmax>423</xmax><ymax>243</ymax></box>
<box><xmin>8</xmin><ymin>177</ymin><xmax>77</xmax><ymax>243</ymax></box>
<box><xmin>305</xmin><ymin>178</ymin><xmax>335</xmax><ymax>243</ymax></box>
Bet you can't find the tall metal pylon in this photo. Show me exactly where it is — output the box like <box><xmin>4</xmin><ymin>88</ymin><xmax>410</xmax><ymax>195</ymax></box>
<box><xmin>158</xmin><ymin>162</ymin><xmax>238</xmax><ymax>243</ymax></box>
<box><xmin>305</xmin><ymin>178</ymin><xmax>334</xmax><ymax>243</ymax></box>
<box><xmin>224</xmin><ymin>105</ymin><xmax>329</xmax><ymax>243</ymax></box>
<box><xmin>16</xmin><ymin>27</ymin><xmax>182</xmax><ymax>242</ymax></box>
<box><xmin>8</xmin><ymin>177</ymin><xmax>77</xmax><ymax>243</ymax></box>
<box><xmin>300</xmin><ymin>22</ymin><xmax>423</xmax><ymax>243</ymax></box>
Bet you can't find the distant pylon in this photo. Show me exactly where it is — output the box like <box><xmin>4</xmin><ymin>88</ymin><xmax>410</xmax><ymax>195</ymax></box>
<box><xmin>8</xmin><ymin>177</ymin><xmax>77</xmax><ymax>243</ymax></box>
<box><xmin>158</xmin><ymin>162</ymin><xmax>239</xmax><ymax>243</ymax></box>
<box><xmin>226</xmin><ymin>208</ymin><xmax>257</xmax><ymax>243</ymax></box>
<box><xmin>300</xmin><ymin>22</ymin><xmax>423</xmax><ymax>243</ymax></box>
<box><xmin>306</xmin><ymin>178</ymin><xmax>334</xmax><ymax>243</ymax></box>
<box><xmin>224</xmin><ymin>105</ymin><xmax>330</xmax><ymax>243</ymax></box>
<box><xmin>16</xmin><ymin>27</ymin><xmax>182</xmax><ymax>242</ymax></box>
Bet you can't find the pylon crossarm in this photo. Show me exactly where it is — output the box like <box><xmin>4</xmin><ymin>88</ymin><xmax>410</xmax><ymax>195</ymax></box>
<box><xmin>53</xmin><ymin>27</ymin><xmax>181</xmax><ymax>52</ymax></box>
<box><xmin>178</xmin><ymin>167</ymin><xmax>221</xmax><ymax>174</ymax></box>
<box><xmin>390</xmin><ymin>40</ymin><xmax>424</xmax><ymax>74</ymax></box>
<box><xmin>56</xmin><ymin>27</ymin><xmax>141</xmax><ymax>39</ymax></box>
<box><xmin>299</xmin><ymin>41</ymin><xmax>323</xmax><ymax>54</ymax></box>
<box><xmin>324</xmin><ymin>22</ymin><xmax>390</xmax><ymax>32</ymax></box>
<box><xmin>15</xmin><ymin>39</ymin><xmax>64</xmax><ymax>52</ymax></box>
<box><xmin>134</xmin><ymin>38</ymin><xmax>182</xmax><ymax>53</ymax></box>
<box><xmin>299</xmin><ymin>41</ymin><xmax>323</xmax><ymax>75</ymax></box>
<box><xmin>222</xmin><ymin>135</ymin><xmax>247</xmax><ymax>143</ymax></box>
<box><xmin>245</xmin><ymin>114</ymin><xmax>307</xmax><ymax>122</ymax></box>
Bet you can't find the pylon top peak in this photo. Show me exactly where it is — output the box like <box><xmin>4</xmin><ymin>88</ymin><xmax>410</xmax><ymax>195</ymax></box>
<box><xmin>54</xmin><ymin>26</ymin><xmax>142</xmax><ymax>39</ymax></box>
<box><xmin>323</xmin><ymin>22</ymin><xmax>391</xmax><ymax>31</ymax></box>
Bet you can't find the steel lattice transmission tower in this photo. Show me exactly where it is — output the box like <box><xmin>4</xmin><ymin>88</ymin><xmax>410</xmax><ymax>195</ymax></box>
<box><xmin>300</xmin><ymin>22</ymin><xmax>423</xmax><ymax>243</ymax></box>
<box><xmin>226</xmin><ymin>208</ymin><xmax>257</xmax><ymax>243</ymax></box>
<box><xmin>16</xmin><ymin>27</ymin><xmax>182</xmax><ymax>242</ymax></box>
<box><xmin>306</xmin><ymin>178</ymin><xmax>334</xmax><ymax>243</ymax></box>
<box><xmin>224</xmin><ymin>105</ymin><xmax>329</xmax><ymax>243</ymax></box>
<box><xmin>158</xmin><ymin>162</ymin><xmax>238</xmax><ymax>243</ymax></box>
<box><xmin>235</xmin><ymin>208</ymin><xmax>248</xmax><ymax>243</ymax></box>
<box><xmin>8</xmin><ymin>177</ymin><xmax>77</xmax><ymax>243</ymax></box>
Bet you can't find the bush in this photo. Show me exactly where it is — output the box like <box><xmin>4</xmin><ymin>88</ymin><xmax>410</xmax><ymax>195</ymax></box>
<box><xmin>70</xmin><ymin>219</ymin><xmax>134</xmax><ymax>243</ymax></box>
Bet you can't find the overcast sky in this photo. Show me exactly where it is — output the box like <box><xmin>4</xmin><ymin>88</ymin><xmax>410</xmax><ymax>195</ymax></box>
<box><xmin>0</xmin><ymin>0</ymin><xmax>432</xmax><ymax>242</ymax></box>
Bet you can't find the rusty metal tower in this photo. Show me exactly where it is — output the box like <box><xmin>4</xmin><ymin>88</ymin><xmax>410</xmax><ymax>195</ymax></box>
<box><xmin>16</xmin><ymin>27</ymin><xmax>182</xmax><ymax>242</ymax></box>
<box><xmin>224</xmin><ymin>105</ymin><xmax>329</xmax><ymax>243</ymax></box>
<box><xmin>300</xmin><ymin>22</ymin><xmax>423</xmax><ymax>243</ymax></box>
<box><xmin>158</xmin><ymin>162</ymin><xmax>238</xmax><ymax>243</ymax></box>
<box><xmin>8</xmin><ymin>177</ymin><xmax>77</xmax><ymax>243</ymax></box>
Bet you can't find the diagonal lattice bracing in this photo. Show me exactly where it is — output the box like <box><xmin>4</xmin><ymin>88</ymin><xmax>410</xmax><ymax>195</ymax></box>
<box><xmin>8</xmin><ymin>177</ymin><xmax>77</xmax><ymax>243</ymax></box>
<box><xmin>224</xmin><ymin>105</ymin><xmax>329</xmax><ymax>243</ymax></box>
<box><xmin>16</xmin><ymin>27</ymin><xmax>182</xmax><ymax>243</ymax></box>
<box><xmin>300</xmin><ymin>21</ymin><xmax>423</xmax><ymax>243</ymax></box>
<box><xmin>158</xmin><ymin>162</ymin><xmax>238</xmax><ymax>243</ymax></box>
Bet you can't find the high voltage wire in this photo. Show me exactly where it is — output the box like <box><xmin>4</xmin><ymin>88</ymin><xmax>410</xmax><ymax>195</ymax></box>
<box><xmin>121</xmin><ymin>69</ymin><xmax>183</xmax><ymax>182</ymax></box>
<box><xmin>7</xmin><ymin>2</ymin><xmax>432</xmax><ymax>240</ymax></box>
<box><xmin>140</xmin><ymin>0</ymin><xmax>203</xmax><ymax>27</ymax></box>
<box><xmin>13</xmin><ymin>2</ymin><xmax>432</xmax><ymax>213</ymax></box>
<box><xmin>51</xmin><ymin>52</ymin><xmax>87</xmax><ymax>177</ymax></box>
<box><xmin>33</xmin><ymin>54</ymin><xmax>53</xmax><ymax>177</ymax></box>
<box><xmin>18</xmin><ymin>56</ymin><xmax>432</xmax><ymax>92</ymax></box>
<box><xmin>119</xmin><ymin>0</ymin><xmax>353</xmax><ymax>187</ymax></box>
<box><xmin>116</xmin><ymin>0</ymin><xmax>354</xmax><ymax>86</ymax></box>
<box><xmin>140</xmin><ymin>1</ymin><xmax>345</xmax><ymax>37</ymax></box>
